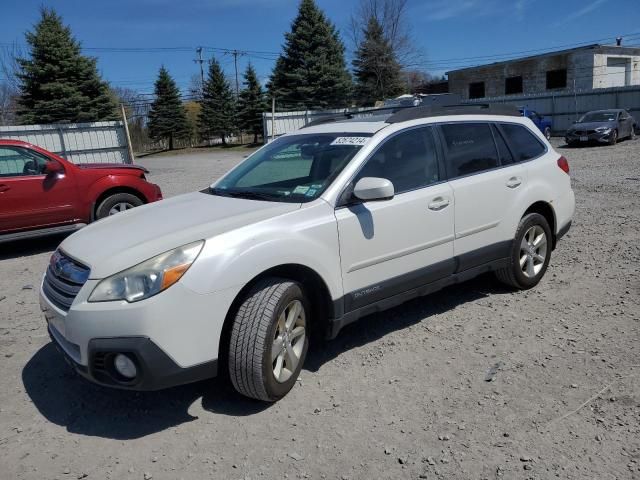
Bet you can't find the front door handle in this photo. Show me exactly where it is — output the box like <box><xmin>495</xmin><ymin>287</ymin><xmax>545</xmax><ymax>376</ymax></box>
<box><xmin>506</xmin><ymin>177</ymin><xmax>522</xmax><ymax>189</ymax></box>
<box><xmin>428</xmin><ymin>197</ymin><xmax>450</xmax><ymax>211</ymax></box>
<box><xmin>0</xmin><ymin>184</ymin><xmax>10</xmax><ymax>193</ymax></box>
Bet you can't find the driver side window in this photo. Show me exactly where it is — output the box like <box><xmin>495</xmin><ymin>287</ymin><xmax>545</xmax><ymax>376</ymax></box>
<box><xmin>354</xmin><ymin>127</ymin><xmax>440</xmax><ymax>194</ymax></box>
<box><xmin>0</xmin><ymin>147</ymin><xmax>48</xmax><ymax>177</ymax></box>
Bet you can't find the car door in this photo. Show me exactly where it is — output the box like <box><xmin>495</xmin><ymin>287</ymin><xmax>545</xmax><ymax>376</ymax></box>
<box><xmin>0</xmin><ymin>146</ymin><xmax>78</xmax><ymax>233</ymax></box>
<box><xmin>335</xmin><ymin>126</ymin><xmax>455</xmax><ymax>312</ymax></box>
<box><xmin>438</xmin><ymin>122</ymin><xmax>529</xmax><ymax>271</ymax></box>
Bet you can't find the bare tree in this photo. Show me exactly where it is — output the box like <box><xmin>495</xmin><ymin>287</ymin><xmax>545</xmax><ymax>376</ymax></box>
<box><xmin>349</xmin><ymin>0</ymin><xmax>423</xmax><ymax>69</ymax></box>
<box><xmin>0</xmin><ymin>43</ymin><xmax>23</xmax><ymax>125</ymax></box>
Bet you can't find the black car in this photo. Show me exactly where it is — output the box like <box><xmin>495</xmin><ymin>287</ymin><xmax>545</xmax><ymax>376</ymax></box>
<box><xmin>565</xmin><ymin>109</ymin><xmax>636</xmax><ymax>146</ymax></box>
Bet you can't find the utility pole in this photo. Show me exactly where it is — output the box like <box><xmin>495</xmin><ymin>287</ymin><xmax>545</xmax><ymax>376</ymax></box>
<box><xmin>232</xmin><ymin>50</ymin><xmax>240</xmax><ymax>98</ymax></box>
<box><xmin>194</xmin><ymin>47</ymin><xmax>205</xmax><ymax>95</ymax></box>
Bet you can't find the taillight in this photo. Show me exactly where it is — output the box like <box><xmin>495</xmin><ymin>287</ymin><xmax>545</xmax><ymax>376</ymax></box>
<box><xmin>557</xmin><ymin>156</ymin><xmax>570</xmax><ymax>174</ymax></box>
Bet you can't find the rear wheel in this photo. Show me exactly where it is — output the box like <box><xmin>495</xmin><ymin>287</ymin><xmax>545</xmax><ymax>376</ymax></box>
<box><xmin>495</xmin><ymin>213</ymin><xmax>552</xmax><ymax>290</ymax></box>
<box><xmin>95</xmin><ymin>193</ymin><xmax>143</xmax><ymax>219</ymax></box>
<box><xmin>228</xmin><ymin>277</ymin><xmax>309</xmax><ymax>401</ymax></box>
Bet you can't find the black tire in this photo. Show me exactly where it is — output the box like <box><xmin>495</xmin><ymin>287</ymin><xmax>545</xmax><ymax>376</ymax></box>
<box><xmin>495</xmin><ymin>213</ymin><xmax>552</xmax><ymax>290</ymax></box>
<box><xmin>630</xmin><ymin>127</ymin><xmax>636</xmax><ymax>140</ymax></box>
<box><xmin>543</xmin><ymin>127</ymin><xmax>551</xmax><ymax>140</ymax></box>
<box><xmin>609</xmin><ymin>129</ymin><xmax>618</xmax><ymax>146</ymax></box>
<box><xmin>228</xmin><ymin>277</ymin><xmax>310</xmax><ymax>402</ymax></box>
<box><xmin>95</xmin><ymin>193</ymin><xmax>143</xmax><ymax>219</ymax></box>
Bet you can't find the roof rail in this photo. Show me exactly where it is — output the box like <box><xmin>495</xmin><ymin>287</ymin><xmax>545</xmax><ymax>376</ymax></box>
<box><xmin>386</xmin><ymin>103</ymin><xmax>521</xmax><ymax>123</ymax></box>
<box><xmin>301</xmin><ymin>105</ymin><xmax>412</xmax><ymax>129</ymax></box>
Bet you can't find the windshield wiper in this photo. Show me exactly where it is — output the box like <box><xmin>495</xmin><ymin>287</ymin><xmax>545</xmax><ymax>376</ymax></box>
<box><xmin>209</xmin><ymin>188</ymin><xmax>278</xmax><ymax>201</ymax></box>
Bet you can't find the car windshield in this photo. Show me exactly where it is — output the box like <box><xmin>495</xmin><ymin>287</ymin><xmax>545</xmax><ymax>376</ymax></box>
<box><xmin>579</xmin><ymin>111</ymin><xmax>617</xmax><ymax>123</ymax></box>
<box><xmin>209</xmin><ymin>133</ymin><xmax>372</xmax><ymax>202</ymax></box>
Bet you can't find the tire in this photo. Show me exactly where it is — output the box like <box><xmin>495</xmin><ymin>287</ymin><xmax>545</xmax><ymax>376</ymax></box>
<box><xmin>495</xmin><ymin>213</ymin><xmax>552</xmax><ymax>290</ymax></box>
<box><xmin>95</xmin><ymin>193</ymin><xmax>143</xmax><ymax>219</ymax></box>
<box><xmin>543</xmin><ymin>127</ymin><xmax>551</xmax><ymax>140</ymax></box>
<box><xmin>630</xmin><ymin>128</ymin><xmax>636</xmax><ymax>140</ymax></box>
<box><xmin>228</xmin><ymin>277</ymin><xmax>310</xmax><ymax>402</ymax></box>
<box><xmin>609</xmin><ymin>129</ymin><xmax>618</xmax><ymax>146</ymax></box>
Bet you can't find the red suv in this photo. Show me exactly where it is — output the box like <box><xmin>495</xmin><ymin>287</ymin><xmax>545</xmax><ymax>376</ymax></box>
<box><xmin>0</xmin><ymin>139</ymin><xmax>162</xmax><ymax>242</ymax></box>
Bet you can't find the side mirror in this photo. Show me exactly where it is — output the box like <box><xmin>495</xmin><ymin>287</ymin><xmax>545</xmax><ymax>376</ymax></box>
<box><xmin>353</xmin><ymin>177</ymin><xmax>394</xmax><ymax>202</ymax></box>
<box><xmin>44</xmin><ymin>160</ymin><xmax>64</xmax><ymax>175</ymax></box>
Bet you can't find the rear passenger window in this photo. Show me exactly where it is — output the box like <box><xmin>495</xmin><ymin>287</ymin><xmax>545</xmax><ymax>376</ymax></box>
<box><xmin>355</xmin><ymin>127</ymin><xmax>439</xmax><ymax>194</ymax></box>
<box><xmin>500</xmin><ymin>124</ymin><xmax>546</xmax><ymax>161</ymax></box>
<box><xmin>491</xmin><ymin>125</ymin><xmax>514</xmax><ymax>165</ymax></box>
<box><xmin>440</xmin><ymin>123</ymin><xmax>499</xmax><ymax>177</ymax></box>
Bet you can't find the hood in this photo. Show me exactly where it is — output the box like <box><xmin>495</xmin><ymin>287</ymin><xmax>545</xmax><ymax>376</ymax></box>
<box><xmin>60</xmin><ymin>191</ymin><xmax>301</xmax><ymax>278</ymax></box>
<box><xmin>569</xmin><ymin>121</ymin><xmax>616</xmax><ymax>131</ymax></box>
<box><xmin>76</xmin><ymin>163</ymin><xmax>149</xmax><ymax>173</ymax></box>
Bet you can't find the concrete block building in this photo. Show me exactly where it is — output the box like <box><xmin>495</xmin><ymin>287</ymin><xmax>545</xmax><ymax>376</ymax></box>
<box><xmin>447</xmin><ymin>43</ymin><xmax>640</xmax><ymax>100</ymax></box>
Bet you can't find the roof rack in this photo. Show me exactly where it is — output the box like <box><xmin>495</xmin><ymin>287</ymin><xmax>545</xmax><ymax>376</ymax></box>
<box><xmin>301</xmin><ymin>105</ymin><xmax>411</xmax><ymax>129</ymax></box>
<box><xmin>386</xmin><ymin>103</ymin><xmax>521</xmax><ymax>123</ymax></box>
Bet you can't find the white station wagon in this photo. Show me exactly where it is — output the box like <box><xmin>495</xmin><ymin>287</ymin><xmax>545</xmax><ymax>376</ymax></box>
<box><xmin>40</xmin><ymin>104</ymin><xmax>574</xmax><ymax>401</ymax></box>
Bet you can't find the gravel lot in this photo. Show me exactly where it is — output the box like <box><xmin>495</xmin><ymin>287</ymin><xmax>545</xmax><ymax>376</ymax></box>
<box><xmin>1</xmin><ymin>139</ymin><xmax>639</xmax><ymax>480</ymax></box>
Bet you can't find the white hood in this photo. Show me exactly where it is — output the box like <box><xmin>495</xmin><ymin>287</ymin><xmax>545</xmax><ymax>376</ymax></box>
<box><xmin>60</xmin><ymin>191</ymin><xmax>301</xmax><ymax>278</ymax></box>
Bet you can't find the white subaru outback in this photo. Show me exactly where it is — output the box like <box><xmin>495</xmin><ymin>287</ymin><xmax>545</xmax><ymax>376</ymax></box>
<box><xmin>40</xmin><ymin>105</ymin><xmax>574</xmax><ymax>401</ymax></box>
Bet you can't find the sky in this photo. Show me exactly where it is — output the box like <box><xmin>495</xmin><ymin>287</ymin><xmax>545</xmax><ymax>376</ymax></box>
<box><xmin>1</xmin><ymin>0</ymin><xmax>639</xmax><ymax>97</ymax></box>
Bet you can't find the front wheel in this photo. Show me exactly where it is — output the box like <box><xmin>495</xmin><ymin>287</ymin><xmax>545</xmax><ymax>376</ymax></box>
<box><xmin>228</xmin><ymin>277</ymin><xmax>309</xmax><ymax>401</ymax></box>
<box><xmin>495</xmin><ymin>213</ymin><xmax>552</xmax><ymax>290</ymax></box>
<box><xmin>609</xmin><ymin>129</ymin><xmax>618</xmax><ymax>145</ymax></box>
<box><xmin>95</xmin><ymin>193</ymin><xmax>143</xmax><ymax>219</ymax></box>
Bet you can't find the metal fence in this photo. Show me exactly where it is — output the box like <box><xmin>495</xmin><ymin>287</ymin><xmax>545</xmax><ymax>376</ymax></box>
<box><xmin>466</xmin><ymin>85</ymin><xmax>640</xmax><ymax>132</ymax></box>
<box><xmin>0</xmin><ymin>121</ymin><xmax>133</xmax><ymax>164</ymax></box>
<box><xmin>262</xmin><ymin>86</ymin><xmax>640</xmax><ymax>137</ymax></box>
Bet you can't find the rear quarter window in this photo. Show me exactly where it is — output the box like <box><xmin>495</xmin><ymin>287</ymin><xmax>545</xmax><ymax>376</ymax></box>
<box><xmin>440</xmin><ymin>123</ymin><xmax>499</xmax><ymax>178</ymax></box>
<box><xmin>500</xmin><ymin>123</ymin><xmax>546</xmax><ymax>161</ymax></box>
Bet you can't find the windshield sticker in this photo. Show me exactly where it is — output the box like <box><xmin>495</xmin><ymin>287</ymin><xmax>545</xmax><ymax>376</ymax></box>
<box><xmin>330</xmin><ymin>136</ymin><xmax>369</xmax><ymax>146</ymax></box>
<box><xmin>311</xmin><ymin>183</ymin><xmax>323</xmax><ymax>189</ymax></box>
<box><xmin>293</xmin><ymin>185</ymin><xmax>310</xmax><ymax>195</ymax></box>
<box><xmin>305</xmin><ymin>188</ymin><xmax>317</xmax><ymax>197</ymax></box>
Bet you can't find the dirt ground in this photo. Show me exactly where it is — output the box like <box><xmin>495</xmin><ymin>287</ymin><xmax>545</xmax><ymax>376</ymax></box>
<box><xmin>1</xmin><ymin>139</ymin><xmax>638</xmax><ymax>480</ymax></box>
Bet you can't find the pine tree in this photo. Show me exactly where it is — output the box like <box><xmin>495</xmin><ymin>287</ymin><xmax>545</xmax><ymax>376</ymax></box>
<box><xmin>147</xmin><ymin>67</ymin><xmax>189</xmax><ymax>150</ymax></box>
<box><xmin>352</xmin><ymin>16</ymin><xmax>405</xmax><ymax>106</ymax></box>
<box><xmin>269</xmin><ymin>0</ymin><xmax>352</xmax><ymax>109</ymax></box>
<box><xmin>16</xmin><ymin>8</ymin><xmax>116</xmax><ymax>124</ymax></box>
<box><xmin>199</xmin><ymin>58</ymin><xmax>235</xmax><ymax>145</ymax></box>
<box><xmin>237</xmin><ymin>64</ymin><xmax>267</xmax><ymax>144</ymax></box>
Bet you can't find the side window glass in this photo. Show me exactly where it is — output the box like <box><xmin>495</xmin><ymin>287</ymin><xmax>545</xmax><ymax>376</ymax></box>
<box><xmin>440</xmin><ymin>123</ymin><xmax>499</xmax><ymax>177</ymax></box>
<box><xmin>500</xmin><ymin>123</ymin><xmax>546</xmax><ymax>161</ymax></box>
<box><xmin>491</xmin><ymin>125</ymin><xmax>514</xmax><ymax>165</ymax></box>
<box><xmin>0</xmin><ymin>147</ymin><xmax>47</xmax><ymax>177</ymax></box>
<box><xmin>354</xmin><ymin>127</ymin><xmax>439</xmax><ymax>194</ymax></box>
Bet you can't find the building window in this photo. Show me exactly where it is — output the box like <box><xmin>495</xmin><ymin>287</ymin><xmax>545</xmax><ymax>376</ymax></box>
<box><xmin>546</xmin><ymin>69</ymin><xmax>567</xmax><ymax>90</ymax></box>
<box><xmin>505</xmin><ymin>76</ymin><xmax>523</xmax><ymax>95</ymax></box>
<box><xmin>469</xmin><ymin>82</ymin><xmax>485</xmax><ymax>99</ymax></box>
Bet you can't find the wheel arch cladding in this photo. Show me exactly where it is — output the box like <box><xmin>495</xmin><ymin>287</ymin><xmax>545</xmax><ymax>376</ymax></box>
<box><xmin>218</xmin><ymin>264</ymin><xmax>334</xmax><ymax>371</ymax></box>
<box><xmin>523</xmin><ymin>201</ymin><xmax>557</xmax><ymax>247</ymax></box>
<box><xmin>93</xmin><ymin>186</ymin><xmax>146</xmax><ymax>218</ymax></box>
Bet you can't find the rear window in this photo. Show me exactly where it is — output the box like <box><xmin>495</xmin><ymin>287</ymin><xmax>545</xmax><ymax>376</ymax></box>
<box><xmin>440</xmin><ymin>123</ymin><xmax>499</xmax><ymax>177</ymax></box>
<box><xmin>500</xmin><ymin>124</ymin><xmax>546</xmax><ymax>161</ymax></box>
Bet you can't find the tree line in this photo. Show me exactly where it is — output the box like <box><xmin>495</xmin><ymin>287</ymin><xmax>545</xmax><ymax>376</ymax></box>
<box><xmin>3</xmin><ymin>0</ymin><xmax>433</xmax><ymax>149</ymax></box>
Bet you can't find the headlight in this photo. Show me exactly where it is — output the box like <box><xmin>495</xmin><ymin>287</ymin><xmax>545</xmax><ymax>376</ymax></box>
<box><xmin>595</xmin><ymin>127</ymin><xmax>611</xmax><ymax>133</ymax></box>
<box><xmin>88</xmin><ymin>241</ymin><xmax>204</xmax><ymax>303</ymax></box>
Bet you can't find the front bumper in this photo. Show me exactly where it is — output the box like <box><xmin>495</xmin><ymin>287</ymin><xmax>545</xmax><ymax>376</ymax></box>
<box><xmin>48</xmin><ymin>326</ymin><xmax>217</xmax><ymax>390</ymax></box>
<box><xmin>565</xmin><ymin>130</ymin><xmax>613</xmax><ymax>144</ymax></box>
<box><xmin>40</xmin><ymin>276</ymin><xmax>238</xmax><ymax>390</ymax></box>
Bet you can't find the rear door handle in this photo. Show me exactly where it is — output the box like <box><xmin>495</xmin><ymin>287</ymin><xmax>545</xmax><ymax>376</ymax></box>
<box><xmin>428</xmin><ymin>196</ymin><xmax>450</xmax><ymax>211</ymax></box>
<box><xmin>506</xmin><ymin>177</ymin><xmax>522</xmax><ymax>189</ymax></box>
<box><xmin>0</xmin><ymin>184</ymin><xmax>9</xmax><ymax>193</ymax></box>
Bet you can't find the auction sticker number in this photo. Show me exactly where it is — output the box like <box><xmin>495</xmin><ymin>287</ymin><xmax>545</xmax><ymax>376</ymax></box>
<box><xmin>330</xmin><ymin>137</ymin><xmax>369</xmax><ymax>146</ymax></box>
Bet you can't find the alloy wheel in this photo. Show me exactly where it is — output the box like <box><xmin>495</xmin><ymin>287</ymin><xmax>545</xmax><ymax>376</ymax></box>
<box><xmin>108</xmin><ymin>202</ymin><xmax>135</xmax><ymax>215</ymax></box>
<box><xmin>519</xmin><ymin>225</ymin><xmax>547</xmax><ymax>278</ymax></box>
<box><xmin>271</xmin><ymin>300</ymin><xmax>306</xmax><ymax>383</ymax></box>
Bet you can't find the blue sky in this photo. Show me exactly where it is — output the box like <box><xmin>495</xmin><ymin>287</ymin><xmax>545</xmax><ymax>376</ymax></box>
<box><xmin>1</xmin><ymin>0</ymin><xmax>638</xmax><ymax>96</ymax></box>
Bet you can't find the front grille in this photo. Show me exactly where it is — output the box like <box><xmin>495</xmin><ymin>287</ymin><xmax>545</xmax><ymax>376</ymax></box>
<box><xmin>43</xmin><ymin>251</ymin><xmax>90</xmax><ymax>311</ymax></box>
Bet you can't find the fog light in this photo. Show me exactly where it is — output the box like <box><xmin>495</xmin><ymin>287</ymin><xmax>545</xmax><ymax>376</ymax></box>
<box><xmin>113</xmin><ymin>354</ymin><xmax>137</xmax><ymax>379</ymax></box>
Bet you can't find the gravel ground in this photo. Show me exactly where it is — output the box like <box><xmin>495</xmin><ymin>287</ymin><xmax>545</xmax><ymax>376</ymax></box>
<box><xmin>0</xmin><ymin>139</ymin><xmax>639</xmax><ymax>480</ymax></box>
